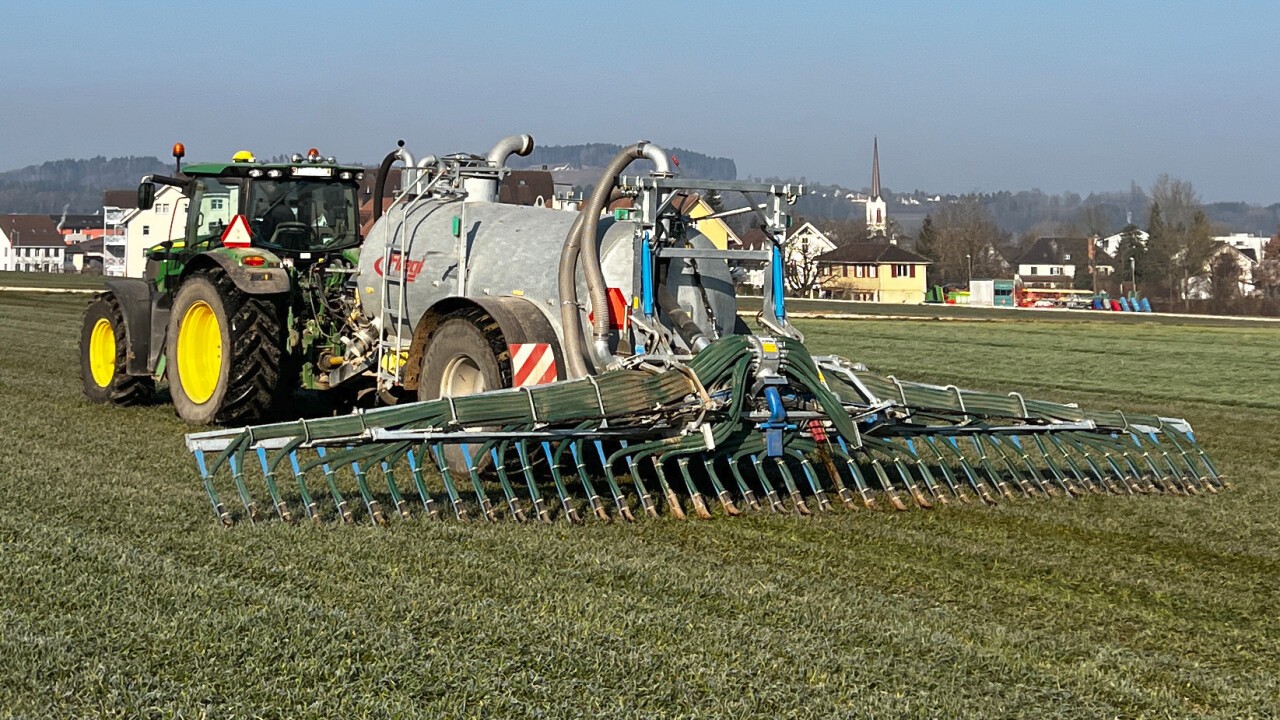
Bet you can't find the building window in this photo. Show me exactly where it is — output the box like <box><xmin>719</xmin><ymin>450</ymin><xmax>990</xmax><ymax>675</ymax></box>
<box><xmin>1063</xmin><ymin>253</ymin><xmax>1072</xmax><ymax>261</ymax></box>
<box><xmin>893</xmin><ymin>264</ymin><xmax>910</xmax><ymax>277</ymax></box>
<box><xmin>854</xmin><ymin>265</ymin><xmax>864</xmax><ymax>278</ymax></box>
<box><xmin>1049</xmin><ymin>267</ymin><xmax>1060</xmax><ymax>275</ymax></box>
<box><xmin>1030</xmin><ymin>266</ymin><xmax>1039</xmax><ymax>275</ymax></box>
<box><xmin>211</xmin><ymin>198</ymin><xmax>224</xmax><ymax>210</ymax></box>
<box><xmin>869</xmin><ymin>264</ymin><xmax>877</xmax><ymax>278</ymax></box>
<box><xmin>143</xmin><ymin>226</ymin><xmax>150</xmax><ymax>236</ymax></box>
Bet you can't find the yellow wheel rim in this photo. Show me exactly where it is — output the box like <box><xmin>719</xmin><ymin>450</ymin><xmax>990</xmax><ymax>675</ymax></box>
<box><xmin>176</xmin><ymin>300</ymin><xmax>222</xmax><ymax>405</ymax></box>
<box><xmin>88</xmin><ymin>317</ymin><xmax>117</xmax><ymax>388</ymax></box>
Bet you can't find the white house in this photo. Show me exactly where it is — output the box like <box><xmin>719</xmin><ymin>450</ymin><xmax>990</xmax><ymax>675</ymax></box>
<box><xmin>1213</xmin><ymin>232</ymin><xmax>1270</xmax><ymax>263</ymax></box>
<box><xmin>1183</xmin><ymin>243</ymin><xmax>1258</xmax><ymax>299</ymax></box>
<box><xmin>115</xmin><ymin>185</ymin><xmax>189</xmax><ymax>278</ymax></box>
<box><xmin>1013</xmin><ymin>237</ymin><xmax>1115</xmax><ymax>289</ymax></box>
<box><xmin>1099</xmin><ymin>228</ymin><xmax>1149</xmax><ymax>257</ymax></box>
<box><xmin>0</xmin><ymin>214</ymin><xmax>68</xmax><ymax>273</ymax></box>
<box><xmin>739</xmin><ymin>222</ymin><xmax>838</xmax><ymax>294</ymax></box>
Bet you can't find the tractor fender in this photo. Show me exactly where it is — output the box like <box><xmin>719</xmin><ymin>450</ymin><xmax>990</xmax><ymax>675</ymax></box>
<box><xmin>184</xmin><ymin>248</ymin><xmax>290</xmax><ymax>295</ymax></box>
<box><xmin>102</xmin><ymin>278</ymin><xmax>154</xmax><ymax>376</ymax></box>
<box><xmin>402</xmin><ymin>296</ymin><xmax>563</xmax><ymax>392</ymax></box>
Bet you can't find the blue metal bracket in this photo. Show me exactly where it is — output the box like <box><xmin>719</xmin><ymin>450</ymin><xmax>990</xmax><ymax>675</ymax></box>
<box><xmin>757</xmin><ymin>385</ymin><xmax>795</xmax><ymax>457</ymax></box>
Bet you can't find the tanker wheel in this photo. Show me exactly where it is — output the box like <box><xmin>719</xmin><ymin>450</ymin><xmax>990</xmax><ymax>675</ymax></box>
<box><xmin>417</xmin><ymin>309</ymin><xmax>512</xmax><ymax>474</ymax></box>
<box><xmin>79</xmin><ymin>293</ymin><xmax>155</xmax><ymax>405</ymax></box>
<box><xmin>167</xmin><ymin>271</ymin><xmax>291</xmax><ymax>426</ymax></box>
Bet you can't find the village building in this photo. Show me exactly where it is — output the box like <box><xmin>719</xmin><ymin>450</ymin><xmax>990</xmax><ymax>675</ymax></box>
<box><xmin>814</xmin><ymin>242</ymin><xmax>931</xmax><ymax>302</ymax></box>
<box><xmin>864</xmin><ymin>138</ymin><xmax>888</xmax><ymax>238</ymax></box>
<box><xmin>1014</xmin><ymin>236</ymin><xmax>1115</xmax><ymax>290</ymax></box>
<box><xmin>0</xmin><ymin>214</ymin><xmax>69</xmax><ymax>272</ymax></box>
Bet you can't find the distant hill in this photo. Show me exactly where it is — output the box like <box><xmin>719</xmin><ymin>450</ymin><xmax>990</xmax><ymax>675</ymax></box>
<box><xmin>507</xmin><ymin>143</ymin><xmax>737</xmax><ymax>181</ymax></box>
<box><xmin>0</xmin><ymin>156</ymin><xmax>167</xmax><ymax>214</ymax></box>
<box><xmin>2</xmin><ymin>152</ymin><xmax>1275</xmax><ymax>239</ymax></box>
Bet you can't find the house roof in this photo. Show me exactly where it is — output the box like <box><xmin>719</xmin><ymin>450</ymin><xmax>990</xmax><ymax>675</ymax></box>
<box><xmin>51</xmin><ymin>213</ymin><xmax>104</xmax><ymax>232</ymax></box>
<box><xmin>815</xmin><ymin>242</ymin><xmax>930</xmax><ymax>264</ymax></box>
<box><xmin>498</xmin><ymin>170</ymin><xmax>554</xmax><ymax>206</ymax></box>
<box><xmin>103</xmin><ymin>189</ymin><xmax>138</xmax><ymax>210</ymax></box>
<box><xmin>0</xmin><ymin>214</ymin><xmax>65</xmax><ymax>246</ymax></box>
<box><xmin>739</xmin><ymin>228</ymin><xmax>772</xmax><ymax>251</ymax></box>
<box><xmin>1014</xmin><ymin>237</ymin><xmax>1116</xmax><ymax>267</ymax></box>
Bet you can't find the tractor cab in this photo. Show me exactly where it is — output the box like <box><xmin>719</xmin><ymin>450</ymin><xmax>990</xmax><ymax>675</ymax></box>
<box><xmin>138</xmin><ymin>147</ymin><xmax>364</xmax><ymax>289</ymax></box>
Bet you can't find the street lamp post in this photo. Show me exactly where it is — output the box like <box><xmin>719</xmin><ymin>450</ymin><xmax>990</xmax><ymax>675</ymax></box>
<box><xmin>1130</xmin><ymin>257</ymin><xmax>1136</xmax><ymax>292</ymax></box>
<box><xmin>966</xmin><ymin>253</ymin><xmax>972</xmax><ymax>284</ymax></box>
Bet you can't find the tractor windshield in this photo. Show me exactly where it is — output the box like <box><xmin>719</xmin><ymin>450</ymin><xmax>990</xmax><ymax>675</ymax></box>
<box><xmin>248</xmin><ymin>179</ymin><xmax>359</xmax><ymax>253</ymax></box>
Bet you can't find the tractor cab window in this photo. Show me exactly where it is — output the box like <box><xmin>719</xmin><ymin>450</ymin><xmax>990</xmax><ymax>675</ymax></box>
<box><xmin>248</xmin><ymin>179</ymin><xmax>358</xmax><ymax>253</ymax></box>
<box><xmin>185</xmin><ymin>178</ymin><xmax>240</xmax><ymax>247</ymax></box>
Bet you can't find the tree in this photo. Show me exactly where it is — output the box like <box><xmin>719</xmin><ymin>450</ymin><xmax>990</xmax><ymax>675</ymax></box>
<box><xmin>1150</xmin><ymin>174</ymin><xmax>1200</xmax><ymax>229</ymax></box>
<box><xmin>813</xmin><ymin>218</ymin><xmax>868</xmax><ymax>246</ymax></box>
<box><xmin>1144</xmin><ymin>202</ymin><xmax>1176</xmax><ymax>297</ymax></box>
<box><xmin>1115</xmin><ymin>223</ymin><xmax>1146</xmax><ymax>292</ymax></box>
<box><xmin>1209</xmin><ymin>250</ymin><xmax>1242</xmax><ymax>309</ymax></box>
<box><xmin>916</xmin><ymin>215</ymin><xmax>939</xmax><ymax>259</ymax></box>
<box><xmin>782</xmin><ymin>235</ymin><xmax>833</xmax><ymax>297</ymax></box>
<box><xmin>926</xmin><ymin>194</ymin><xmax>1004</xmax><ymax>285</ymax></box>
<box><xmin>1254</xmin><ymin>257</ymin><xmax>1280</xmax><ymax>299</ymax></box>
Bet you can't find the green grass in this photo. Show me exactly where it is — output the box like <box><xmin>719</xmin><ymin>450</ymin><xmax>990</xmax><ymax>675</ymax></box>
<box><xmin>0</xmin><ymin>270</ymin><xmax>107</xmax><ymax>290</ymax></box>
<box><xmin>2</xmin><ymin>294</ymin><xmax>1278</xmax><ymax>718</ymax></box>
<box><xmin>741</xmin><ymin>295</ymin><xmax>1280</xmax><ymax>328</ymax></box>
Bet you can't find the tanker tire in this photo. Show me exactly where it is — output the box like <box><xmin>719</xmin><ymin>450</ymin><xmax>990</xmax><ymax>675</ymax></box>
<box><xmin>167</xmin><ymin>271</ymin><xmax>291</xmax><ymax>426</ymax></box>
<box><xmin>417</xmin><ymin>309</ymin><xmax>512</xmax><ymax>474</ymax></box>
<box><xmin>79</xmin><ymin>293</ymin><xmax>155</xmax><ymax>405</ymax></box>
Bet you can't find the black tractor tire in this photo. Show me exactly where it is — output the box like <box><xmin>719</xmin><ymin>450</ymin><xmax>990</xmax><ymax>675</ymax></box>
<box><xmin>80</xmin><ymin>293</ymin><xmax>155</xmax><ymax>405</ymax></box>
<box><xmin>167</xmin><ymin>271</ymin><xmax>291</xmax><ymax>426</ymax></box>
<box><xmin>417</xmin><ymin>309</ymin><xmax>512</xmax><ymax>473</ymax></box>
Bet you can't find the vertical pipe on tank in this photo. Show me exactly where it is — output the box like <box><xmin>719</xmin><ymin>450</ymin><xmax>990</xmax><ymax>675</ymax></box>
<box><xmin>560</xmin><ymin>142</ymin><xmax>673</xmax><ymax>378</ymax></box>
<box><xmin>640</xmin><ymin>231</ymin><xmax>654</xmax><ymax>318</ymax></box>
<box><xmin>465</xmin><ymin>134</ymin><xmax>535</xmax><ymax>203</ymax></box>
<box><xmin>771</xmin><ymin>243</ymin><xmax>786</xmax><ymax>321</ymax></box>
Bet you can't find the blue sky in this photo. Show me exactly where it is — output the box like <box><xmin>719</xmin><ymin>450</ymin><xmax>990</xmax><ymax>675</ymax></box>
<box><xmin>2</xmin><ymin>1</ymin><xmax>1277</xmax><ymax>203</ymax></box>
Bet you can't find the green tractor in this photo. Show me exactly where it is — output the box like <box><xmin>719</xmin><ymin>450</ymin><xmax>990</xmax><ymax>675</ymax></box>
<box><xmin>79</xmin><ymin>145</ymin><xmax>367</xmax><ymax>424</ymax></box>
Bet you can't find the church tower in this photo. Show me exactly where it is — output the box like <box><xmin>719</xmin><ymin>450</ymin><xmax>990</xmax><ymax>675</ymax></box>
<box><xmin>865</xmin><ymin>138</ymin><xmax>889</xmax><ymax>240</ymax></box>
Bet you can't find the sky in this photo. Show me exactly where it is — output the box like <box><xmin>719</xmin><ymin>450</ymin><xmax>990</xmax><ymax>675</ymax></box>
<box><xmin>2</xmin><ymin>1</ymin><xmax>1278</xmax><ymax>204</ymax></box>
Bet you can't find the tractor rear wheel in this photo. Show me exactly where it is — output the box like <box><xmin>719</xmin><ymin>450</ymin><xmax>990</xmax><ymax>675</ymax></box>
<box><xmin>79</xmin><ymin>293</ymin><xmax>154</xmax><ymax>405</ymax></box>
<box><xmin>417</xmin><ymin>309</ymin><xmax>512</xmax><ymax>472</ymax></box>
<box><xmin>167</xmin><ymin>271</ymin><xmax>290</xmax><ymax>425</ymax></box>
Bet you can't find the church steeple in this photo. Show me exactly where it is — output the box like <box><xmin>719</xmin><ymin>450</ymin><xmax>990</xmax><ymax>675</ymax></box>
<box><xmin>865</xmin><ymin>137</ymin><xmax>889</xmax><ymax>238</ymax></box>
<box><xmin>870</xmin><ymin>137</ymin><xmax>882</xmax><ymax>200</ymax></box>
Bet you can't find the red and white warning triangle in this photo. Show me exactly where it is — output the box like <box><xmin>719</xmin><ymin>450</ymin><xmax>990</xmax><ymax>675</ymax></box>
<box><xmin>221</xmin><ymin>214</ymin><xmax>254</xmax><ymax>248</ymax></box>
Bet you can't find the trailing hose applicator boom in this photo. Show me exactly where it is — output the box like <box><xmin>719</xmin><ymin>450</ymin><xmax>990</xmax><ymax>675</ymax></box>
<box><xmin>155</xmin><ymin>133</ymin><xmax>1221</xmax><ymax>526</ymax></box>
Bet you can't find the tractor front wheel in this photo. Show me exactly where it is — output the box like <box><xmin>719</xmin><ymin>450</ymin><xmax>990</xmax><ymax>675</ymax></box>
<box><xmin>167</xmin><ymin>272</ymin><xmax>290</xmax><ymax>425</ymax></box>
<box><xmin>79</xmin><ymin>293</ymin><xmax>154</xmax><ymax>405</ymax></box>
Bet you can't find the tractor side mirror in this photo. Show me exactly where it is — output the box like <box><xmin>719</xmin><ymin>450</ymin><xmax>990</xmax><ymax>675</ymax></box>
<box><xmin>147</xmin><ymin>240</ymin><xmax>174</xmax><ymax>261</ymax></box>
<box><xmin>137</xmin><ymin>182</ymin><xmax>156</xmax><ymax>211</ymax></box>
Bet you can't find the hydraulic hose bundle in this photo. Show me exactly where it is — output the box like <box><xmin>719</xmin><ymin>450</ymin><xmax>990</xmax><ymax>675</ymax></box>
<box><xmin>186</xmin><ymin>334</ymin><xmax>1225</xmax><ymax>525</ymax></box>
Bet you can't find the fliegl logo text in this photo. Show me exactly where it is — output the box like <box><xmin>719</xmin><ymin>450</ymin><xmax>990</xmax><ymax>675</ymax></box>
<box><xmin>372</xmin><ymin>253</ymin><xmax>424</xmax><ymax>282</ymax></box>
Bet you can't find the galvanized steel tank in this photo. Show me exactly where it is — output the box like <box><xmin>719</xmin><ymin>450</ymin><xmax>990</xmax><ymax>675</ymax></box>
<box><xmin>355</xmin><ymin>196</ymin><xmax>737</xmax><ymax>355</ymax></box>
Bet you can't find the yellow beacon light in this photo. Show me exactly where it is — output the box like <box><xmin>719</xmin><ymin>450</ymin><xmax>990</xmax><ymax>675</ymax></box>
<box><xmin>232</xmin><ymin>150</ymin><xmax>256</xmax><ymax>163</ymax></box>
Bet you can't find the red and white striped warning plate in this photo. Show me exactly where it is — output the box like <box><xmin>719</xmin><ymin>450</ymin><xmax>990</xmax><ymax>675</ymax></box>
<box><xmin>510</xmin><ymin>343</ymin><xmax>557</xmax><ymax>387</ymax></box>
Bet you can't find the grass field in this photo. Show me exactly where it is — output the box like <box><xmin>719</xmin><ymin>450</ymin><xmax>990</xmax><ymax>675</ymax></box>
<box><xmin>2</xmin><ymin>290</ymin><xmax>1278</xmax><ymax>718</ymax></box>
<box><xmin>0</xmin><ymin>270</ymin><xmax>106</xmax><ymax>290</ymax></box>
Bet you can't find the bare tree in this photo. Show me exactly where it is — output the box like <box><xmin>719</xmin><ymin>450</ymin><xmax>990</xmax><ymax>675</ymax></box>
<box><xmin>928</xmin><ymin>194</ymin><xmax>1004</xmax><ymax>284</ymax></box>
<box><xmin>1150</xmin><ymin>174</ymin><xmax>1201</xmax><ymax>229</ymax></box>
<box><xmin>1255</xmin><ymin>257</ymin><xmax>1280</xmax><ymax>299</ymax></box>
<box><xmin>782</xmin><ymin>236</ymin><xmax>834</xmax><ymax>297</ymax></box>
